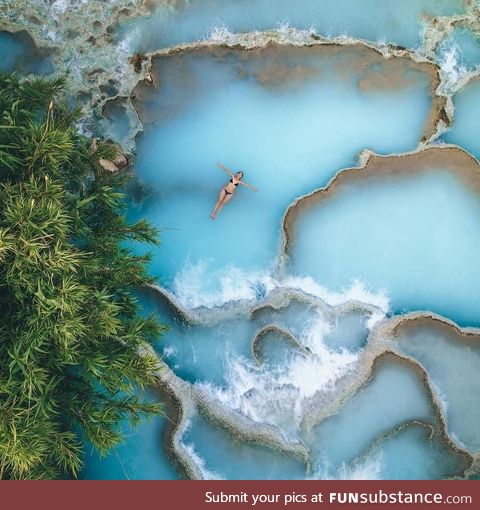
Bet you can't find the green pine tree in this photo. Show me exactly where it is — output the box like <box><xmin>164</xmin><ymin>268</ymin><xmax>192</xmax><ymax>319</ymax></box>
<box><xmin>0</xmin><ymin>74</ymin><xmax>165</xmax><ymax>479</ymax></box>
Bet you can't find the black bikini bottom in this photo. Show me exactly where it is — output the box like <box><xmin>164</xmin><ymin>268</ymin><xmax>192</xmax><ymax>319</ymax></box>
<box><xmin>224</xmin><ymin>188</ymin><xmax>232</xmax><ymax>195</ymax></box>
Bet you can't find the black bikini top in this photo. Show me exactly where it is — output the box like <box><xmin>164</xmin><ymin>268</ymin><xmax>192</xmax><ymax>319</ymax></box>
<box><xmin>230</xmin><ymin>178</ymin><xmax>239</xmax><ymax>186</ymax></box>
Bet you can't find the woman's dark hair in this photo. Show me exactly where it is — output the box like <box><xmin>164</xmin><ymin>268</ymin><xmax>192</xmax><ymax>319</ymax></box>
<box><xmin>237</xmin><ymin>171</ymin><xmax>244</xmax><ymax>178</ymax></box>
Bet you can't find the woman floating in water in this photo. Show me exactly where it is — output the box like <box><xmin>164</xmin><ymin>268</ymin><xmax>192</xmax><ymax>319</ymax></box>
<box><xmin>210</xmin><ymin>162</ymin><xmax>258</xmax><ymax>219</ymax></box>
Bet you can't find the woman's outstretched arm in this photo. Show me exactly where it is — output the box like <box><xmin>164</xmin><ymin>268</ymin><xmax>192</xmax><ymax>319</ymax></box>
<box><xmin>238</xmin><ymin>181</ymin><xmax>259</xmax><ymax>192</ymax></box>
<box><xmin>217</xmin><ymin>162</ymin><xmax>235</xmax><ymax>177</ymax></box>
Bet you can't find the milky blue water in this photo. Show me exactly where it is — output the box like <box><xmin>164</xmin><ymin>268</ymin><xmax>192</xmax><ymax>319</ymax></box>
<box><xmin>324</xmin><ymin>311</ymin><xmax>371</xmax><ymax>353</ymax></box>
<box><xmin>253</xmin><ymin>300</ymin><xmax>370</xmax><ymax>353</ymax></box>
<box><xmin>254</xmin><ymin>329</ymin><xmax>306</xmax><ymax>366</ymax></box>
<box><xmin>365</xmin><ymin>425</ymin><xmax>468</xmax><ymax>480</ymax></box>
<box><xmin>437</xmin><ymin>28</ymin><xmax>480</xmax><ymax>72</ymax></box>
<box><xmin>181</xmin><ymin>411</ymin><xmax>306</xmax><ymax>479</ymax></box>
<box><xmin>444</xmin><ymin>78</ymin><xmax>480</xmax><ymax>159</ymax></box>
<box><xmin>113</xmin><ymin>19</ymin><xmax>480</xmax><ymax>479</ymax></box>
<box><xmin>129</xmin><ymin>46</ymin><xmax>433</xmax><ymax>292</ymax></box>
<box><xmin>0</xmin><ymin>30</ymin><xmax>52</xmax><ymax>75</ymax></box>
<box><xmin>290</xmin><ymin>170</ymin><xmax>480</xmax><ymax>326</ymax></box>
<box><xmin>138</xmin><ymin>283</ymin><xmax>372</xmax><ymax>444</ymax></box>
<box><xmin>160</xmin><ymin>312</ymin><xmax>255</xmax><ymax>386</ymax></box>
<box><xmin>81</xmin><ymin>390</ymin><xmax>180</xmax><ymax>480</ymax></box>
<box><xmin>98</xmin><ymin>98</ymin><xmax>133</xmax><ymax>148</ymax></box>
<box><xmin>115</xmin><ymin>0</ymin><xmax>466</xmax><ymax>53</ymax></box>
<box><xmin>310</xmin><ymin>357</ymin><xmax>436</xmax><ymax>475</ymax></box>
<box><xmin>252</xmin><ymin>300</ymin><xmax>323</xmax><ymax>339</ymax></box>
<box><xmin>394</xmin><ymin>321</ymin><xmax>480</xmax><ymax>452</ymax></box>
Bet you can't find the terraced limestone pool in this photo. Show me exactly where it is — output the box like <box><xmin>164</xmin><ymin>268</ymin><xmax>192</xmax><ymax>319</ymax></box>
<box><xmin>114</xmin><ymin>0</ymin><xmax>467</xmax><ymax>53</ymax></box>
<box><xmin>444</xmin><ymin>76</ymin><xmax>480</xmax><ymax>158</ymax></box>
<box><xmin>96</xmin><ymin>6</ymin><xmax>480</xmax><ymax>480</ymax></box>
<box><xmin>129</xmin><ymin>43</ymin><xmax>437</xmax><ymax>293</ymax></box>
<box><xmin>392</xmin><ymin>317</ymin><xmax>480</xmax><ymax>452</ymax></box>
<box><xmin>0</xmin><ymin>30</ymin><xmax>52</xmax><ymax>74</ymax></box>
<box><xmin>356</xmin><ymin>424</ymin><xmax>470</xmax><ymax>480</ymax></box>
<box><xmin>437</xmin><ymin>27</ymin><xmax>480</xmax><ymax>73</ymax></box>
<box><xmin>287</xmin><ymin>149</ymin><xmax>480</xmax><ymax>326</ymax></box>
<box><xmin>308</xmin><ymin>354</ymin><xmax>455</xmax><ymax>477</ymax></box>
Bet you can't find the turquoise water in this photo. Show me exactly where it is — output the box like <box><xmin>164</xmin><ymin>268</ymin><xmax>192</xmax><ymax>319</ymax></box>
<box><xmin>290</xmin><ymin>170</ymin><xmax>480</xmax><ymax>326</ymax></box>
<box><xmin>81</xmin><ymin>390</ymin><xmax>180</xmax><ymax>480</ymax></box>
<box><xmin>324</xmin><ymin>311</ymin><xmax>370</xmax><ymax>353</ymax></box>
<box><xmin>310</xmin><ymin>357</ymin><xmax>436</xmax><ymax>475</ymax></box>
<box><xmin>146</xmin><ymin>290</ymin><xmax>362</xmax><ymax>438</ymax></box>
<box><xmin>112</xmin><ymin>15</ymin><xmax>479</xmax><ymax>479</ymax></box>
<box><xmin>160</xmin><ymin>312</ymin><xmax>256</xmax><ymax>386</ymax></box>
<box><xmin>181</xmin><ymin>411</ymin><xmax>306</xmax><ymax>479</ymax></box>
<box><xmin>394</xmin><ymin>320</ymin><xmax>480</xmax><ymax>452</ymax></box>
<box><xmin>253</xmin><ymin>299</ymin><xmax>370</xmax><ymax>353</ymax></box>
<box><xmin>444</xmin><ymin>78</ymin><xmax>480</xmax><ymax>159</ymax></box>
<box><xmin>254</xmin><ymin>329</ymin><xmax>307</xmax><ymax>366</ymax></box>
<box><xmin>115</xmin><ymin>0</ymin><xmax>466</xmax><ymax>52</ymax></box>
<box><xmin>252</xmin><ymin>299</ymin><xmax>325</xmax><ymax>340</ymax></box>
<box><xmin>0</xmin><ymin>30</ymin><xmax>52</xmax><ymax>75</ymax></box>
<box><xmin>363</xmin><ymin>425</ymin><xmax>468</xmax><ymax>480</ymax></box>
<box><xmin>98</xmin><ymin>98</ymin><xmax>134</xmax><ymax>148</ymax></box>
<box><xmin>139</xmin><ymin>285</ymin><xmax>258</xmax><ymax>386</ymax></box>
<box><xmin>129</xmin><ymin>45</ymin><xmax>433</xmax><ymax>290</ymax></box>
<box><xmin>437</xmin><ymin>28</ymin><xmax>480</xmax><ymax>72</ymax></box>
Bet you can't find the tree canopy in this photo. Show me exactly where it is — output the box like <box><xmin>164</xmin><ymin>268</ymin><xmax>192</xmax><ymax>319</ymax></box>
<box><xmin>0</xmin><ymin>74</ymin><xmax>164</xmax><ymax>479</ymax></box>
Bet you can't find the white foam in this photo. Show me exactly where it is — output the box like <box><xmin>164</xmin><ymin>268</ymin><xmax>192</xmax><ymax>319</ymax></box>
<box><xmin>171</xmin><ymin>261</ymin><xmax>390</xmax><ymax>313</ymax></box>
<box><xmin>207</xmin><ymin>22</ymin><xmax>318</xmax><ymax>46</ymax></box>
<box><xmin>50</xmin><ymin>0</ymin><xmax>91</xmax><ymax>21</ymax></box>
<box><xmin>366</xmin><ymin>310</ymin><xmax>387</xmax><ymax>330</ymax></box>
<box><xmin>50</xmin><ymin>0</ymin><xmax>70</xmax><ymax>18</ymax></box>
<box><xmin>195</xmin><ymin>317</ymin><xmax>358</xmax><ymax>434</ymax></box>
<box><xmin>438</xmin><ymin>44</ymin><xmax>469</xmax><ymax>95</ymax></box>
<box><xmin>171</xmin><ymin>261</ymin><xmax>277</xmax><ymax>309</ymax></box>
<box><xmin>276</xmin><ymin>22</ymin><xmax>317</xmax><ymax>43</ymax></box>
<box><xmin>208</xmin><ymin>25</ymin><xmax>236</xmax><ymax>42</ymax></box>
<box><xmin>180</xmin><ymin>442</ymin><xmax>225</xmax><ymax>480</ymax></box>
<box><xmin>336</xmin><ymin>453</ymin><xmax>384</xmax><ymax>480</ymax></box>
<box><xmin>430</xmin><ymin>380</ymin><xmax>449</xmax><ymax>419</ymax></box>
<box><xmin>310</xmin><ymin>452</ymin><xmax>384</xmax><ymax>480</ymax></box>
<box><xmin>162</xmin><ymin>346</ymin><xmax>176</xmax><ymax>358</ymax></box>
<box><xmin>180</xmin><ymin>418</ymin><xmax>225</xmax><ymax>480</ymax></box>
<box><xmin>45</xmin><ymin>30</ymin><xmax>61</xmax><ymax>42</ymax></box>
<box><xmin>282</xmin><ymin>275</ymin><xmax>390</xmax><ymax>312</ymax></box>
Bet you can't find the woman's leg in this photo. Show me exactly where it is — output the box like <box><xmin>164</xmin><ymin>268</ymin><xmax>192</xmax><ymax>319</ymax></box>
<box><xmin>213</xmin><ymin>193</ymin><xmax>233</xmax><ymax>218</ymax></box>
<box><xmin>211</xmin><ymin>189</ymin><xmax>227</xmax><ymax>219</ymax></box>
